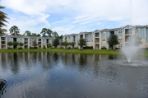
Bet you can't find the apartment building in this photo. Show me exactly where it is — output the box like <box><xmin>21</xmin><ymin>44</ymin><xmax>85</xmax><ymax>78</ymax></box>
<box><xmin>0</xmin><ymin>35</ymin><xmax>52</xmax><ymax>49</ymax></box>
<box><xmin>62</xmin><ymin>34</ymin><xmax>79</xmax><ymax>48</ymax></box>
<box><xmin>62</xmin><ymin>25</ymin><xmax>148</xmax><ymax>49</ymax></box>
<box><xmin>1</xmin><ymin>25</ymin><xmax>147</xmax><ymax>49</ymax></box>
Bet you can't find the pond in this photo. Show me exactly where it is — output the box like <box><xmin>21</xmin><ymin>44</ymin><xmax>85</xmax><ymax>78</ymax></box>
<box><xmin>0</xmin><ymin>52</ymin><xmax>148</xmax><ymax>98</ymax></box>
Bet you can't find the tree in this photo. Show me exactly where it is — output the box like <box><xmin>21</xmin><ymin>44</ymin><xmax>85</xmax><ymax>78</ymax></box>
<box><xmin>9</xmin><ymin>25</ymin><xmax>20</xmax><ymax>35</ymax></box>
<box><xmin>47</xmin><ymin>44</ymin><xmax>52</xmax><ymax>48</ymax></box>
<box><xmin>13</xmin><ymin>42</ymin><xmax>19</xmax><ymax>49</ymax></box>
<box><xmin>18</xmin><ymin>42</ymin><xmax>23</xmax><ymax>47</ymax></box>
<box><xmin>24</xmin><ymin>30</ymin><xmax>31</xmax><ymax>36</ymax></box>
<box><xmin>108</xmin><ymin>31</ymin><xmax>119</xmax><ymax>50</ymax></box>
<box><xmin>58</xmin><ymin>35</ymin><xmax>63</xmax><ymax>47</ymax></box>
<box><xmin>7</xmin><ymin>42</ymin><xmax>13</xmax><ymax>48</ymax></box>
<box><xmin>79</xmin><ymin>38</ymin><xmax>86</xmax><ymax>49</ymax></box>
<box><xmin>61</xmin><ymin>41</ymin><xmax>68</xmax><ymax>48</ymax></box>
<box><xmin>52</xmin><ymin>37</ymin><xmax>60</xmax><ymax>48</ymax></box>
<box><xmin>31</xmin><ymin>33</ymin><xmax>40</xmax><ymax>37</ymax></box>
<box><xmin>69</xmin><ymin>42</ymin><xmax>75</xmax><ymax>48</ymax></box>
<box><xmin>40</xmin><ymin>28</ymin><xmax>52</xmax><ymax>37</ymax></box>
<box><xmin>7</xmin><ymin>41</ymin><xmax>20</xmax><ymax>49</ymax></box>
<box><xmin>0</xmin><ymin>6</ymin><xmax>7</xmax><ymax>34</ymax></box>
<box><xmin>52</xmin><ymin>31</ymin><xmax>59</xmax><ymax>38</ymax></box>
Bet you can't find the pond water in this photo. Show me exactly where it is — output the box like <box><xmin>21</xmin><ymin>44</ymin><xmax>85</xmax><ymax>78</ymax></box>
<box><xmin>0</xmin><ymin>52</ymin><xmax>148</xmax><ymax>98</ymax></box>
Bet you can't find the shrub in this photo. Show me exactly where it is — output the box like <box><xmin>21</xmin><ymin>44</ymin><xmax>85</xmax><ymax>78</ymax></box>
<box><xmin>19</xmin><ymin>42</ymin><xmax>24</xmax><ymax>46</ymax></box>
<box><xmin>101</xmin><ymin>47</ymin><xmax>107</xmax><ymax>50</ymax></box>
<box><xmin>47</xmin><ymin>44</ymin><xmax>52</xmax><ymax>48</ymax></box>
<box><xmin>83</xmin><ymin>46</ymin><xmax>93</xmax><ymax>49</ymax></box>
<box><xmin>7</xmin><ymin>42</ymin><xmax>13</xmax><ymax>46</ymax></box>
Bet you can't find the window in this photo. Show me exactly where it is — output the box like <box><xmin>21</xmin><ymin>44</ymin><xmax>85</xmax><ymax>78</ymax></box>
<box><xmin>85</xmin><ymin>34</ymin><xmax>92</xmax><ymax>42</ymax></box>
<box><xmin>73</xmin><ymin>36</ymin><xmax>75</xmax><ymax>42</ymax></box>
<box><xmin>125</xmin><ymin>29</ymin><xmax>132</xmax><ymax>35</ymax></box>
<box><xmin>80</xmin><ymin>35</ymin><xmax>83</xmax><ymax>39</ymax></box>
<box><xmin>1</xmin><ymin>37</ymin><xmax>5</xmax><ymax>40</ymax></box>
<box><xmin>46</xmin><ymin>39</ymin><xmax>49</xmax><ymax>43</ymax></box>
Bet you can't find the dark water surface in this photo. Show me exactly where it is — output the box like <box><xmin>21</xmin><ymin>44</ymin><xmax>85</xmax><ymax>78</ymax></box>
<box><xmin>0</xmin><ymin>52</ymin><xmax>148</xmax><ymax>98</ymax></box>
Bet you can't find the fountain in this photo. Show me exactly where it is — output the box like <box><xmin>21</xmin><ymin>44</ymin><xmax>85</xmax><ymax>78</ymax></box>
<box><xmin>121</xmin><ymin>35</ymin><xmax>141</xmax><ymax>63</ymax></box>
<box><xmin>119</xmin><ymin>33</ymin><xmax>148</xmax><ymax>67</ymax></box>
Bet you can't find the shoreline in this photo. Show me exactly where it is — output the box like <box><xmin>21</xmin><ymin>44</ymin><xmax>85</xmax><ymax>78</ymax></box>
<box><xmin>0</xmin><ymin>48</ymin><xmax>119</xmax><ymax>55</ymax></box>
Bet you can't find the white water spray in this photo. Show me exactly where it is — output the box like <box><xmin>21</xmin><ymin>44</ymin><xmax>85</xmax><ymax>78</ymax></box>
<box><xmin>121</xmin><ymin>35</ymin><xmax>141</xmax><ymax>63</ymax></box>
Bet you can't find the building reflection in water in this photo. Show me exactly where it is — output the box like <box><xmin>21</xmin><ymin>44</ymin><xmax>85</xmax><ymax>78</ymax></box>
<box><xmin>0</xmin><ymin>52</ymin><xmax>118</xmax><ymax>75</ymax></box>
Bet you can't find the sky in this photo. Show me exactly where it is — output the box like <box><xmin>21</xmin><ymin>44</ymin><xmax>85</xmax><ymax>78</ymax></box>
<box><xmin>1</xmin><ymin>0</ymin><xmax>148</xmax><ymax>35</ymax></box>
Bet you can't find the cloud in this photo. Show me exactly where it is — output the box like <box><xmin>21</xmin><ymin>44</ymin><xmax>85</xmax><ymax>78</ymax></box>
<box><xmin>1</xmin><ymin>0</ymin><xmax>47</xmax><ymax>15</ymax></box>
<box><xmin>1</xmin><ymin>0</ymin><xmax>148</xmax><ymax>34</ymax></box>
<box><xmin>8</xmin><ymin>14</ymin><xmax>50</xmax><ymax>33</ymax></box>
<box><xmin>131</xmin><ymin>0</ymin><xmax>148</xmax><ymax>25</ymax></box>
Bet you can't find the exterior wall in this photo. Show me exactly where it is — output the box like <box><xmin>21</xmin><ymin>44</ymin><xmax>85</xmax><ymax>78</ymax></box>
<box><xmin>62</xmin><ymin>32</ymin><xmax>94</xmax><ymax>49</ymax></box>
<box><xmin>85</xmin><ymin>32</ymin><xmax>93</xmax><ymax>47</ymax></box>
<box><xmin>0</xmin><ymin>35</ymin><xmax>52</xmax><ymax>49</ymax></box>
<box><xmin>135</xmin><ymin>26</ymin><xmax>148</xmax><ymax>48</ymax></box>
<box><xmin>62</xmin><ymin>34</ymin><xmax>78</xmax><ymax>48</ymax></box>
<box><xmin>100</xmin><ymin>30</ymin><xmax>110</xmax><ymax>49</ymax></box>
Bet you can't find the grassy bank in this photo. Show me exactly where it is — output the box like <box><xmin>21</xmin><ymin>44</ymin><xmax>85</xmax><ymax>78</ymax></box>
<box><xmin>0</xmin><ymin>48</ymin><xmax>119</xmax><ymax>55</ymax></box>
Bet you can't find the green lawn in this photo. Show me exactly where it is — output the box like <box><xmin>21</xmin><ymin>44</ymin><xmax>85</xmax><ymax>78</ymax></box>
<box><xmin>48</xmin><ymin>49</ymin><xmax>119</xmax><ymax>55</ymax></box>
<box><xmin>0</xmin><ymin>48</ymin><xmax>148</xmax><ymax>56</ymax></box>
<box><xmin>0</xmin><ymin>48</ymin><xmax>119</xmax><ymax>55</ymax></box>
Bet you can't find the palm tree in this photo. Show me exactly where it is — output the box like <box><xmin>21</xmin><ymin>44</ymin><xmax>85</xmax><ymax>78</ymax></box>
<box><xmin>40</xmin><ymin>28</ymin><xmax>52</xmax><ymax>37</ymax></box>
<box><xmin>9</xmin><ymin>25</ymin><xmax>20</xmax><ymax>35</ymax></box>
<box><xmin>0</xmin><ymin>28</ymin><xmax>7</xmax><ymax>35</ymax></box>
<box><xmin>0</xmin><ymin>6</ymin><xmax>7</xmax><ymax>34</ymax></box>
<box><xmin>24</xmin><ymin>30</ymin><xmax>31</xmax><ymax>36</ymax></box>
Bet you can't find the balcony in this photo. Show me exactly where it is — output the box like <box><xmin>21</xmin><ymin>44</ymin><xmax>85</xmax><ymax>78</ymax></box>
<box><xmin>1</xmin><ymin>41</ymin><xmax>5</xmax><ymax>45</ymax></box>
<box><xmin>125</xmin><ymin>35</ymin><xmax>131</xmax><ymax>42</ymax></box>
<box><xmin>1</xmin><ymin>37</ymin><xmax>5</xmax><ymax>41</ymax></box>
<box><xmin>95</xmin><ymin>33</ymin><xmax>99</xmax><ymax>38</ymax></box>
<box><xmin>1</xmin><ymin>45</ymin><xmax>6</xmax><ymax>49</ymax></box>
<box><xmin>95</xmin><ymin>44</ymin><xmax>100</xmax><ymax>49</ymax></box>
<box><xmin>125</xmin><ymin>29</ymin><xmax>132</xmax><ymax>35</ymax></box>
<box><xmin>95</xmin><ymin>38</ymin><xmax>100</xmax><ymax>43</ymax></box>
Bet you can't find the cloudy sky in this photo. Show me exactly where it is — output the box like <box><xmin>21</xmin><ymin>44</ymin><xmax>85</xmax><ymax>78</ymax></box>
<box><xmin>1</xmin><ymin>0</ymin><xmax>148</xmax><ymax>35</ymax></box>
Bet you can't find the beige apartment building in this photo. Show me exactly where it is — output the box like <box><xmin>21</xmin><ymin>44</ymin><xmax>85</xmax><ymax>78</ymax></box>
<box><xmin>1</xmin><ymin>25</ymin><xmax>148</xmax><ymax>49</ymax></box>
<box><xmin>0</xmin><ymin>35</ymin><xmax>52</xmax><ymax>49</ymax></box>
<box><xmin>62</xmin><ymin>25</ymin><xmax>148</xmax><ymax>49</ymax></box>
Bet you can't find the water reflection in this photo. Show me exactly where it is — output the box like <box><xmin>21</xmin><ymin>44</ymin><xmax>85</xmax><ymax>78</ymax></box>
<box><xmin>108</xmin><ymin>55</ymin><xmax>117</xmax><ymax>60</ymax></box>
<box><xmin>0</xmin><ymin>53</ymin><xmax>147</xmax><ymax>98</ymax></box>
<box><xmin>11</xmin><ymin>53</ymin><xmax>19</xmax><ymax>74</ymax></box>
<box><xmin>0</xmin><ymin>80</ymin><xmax>7</xmax><ymax>98</ymax></box>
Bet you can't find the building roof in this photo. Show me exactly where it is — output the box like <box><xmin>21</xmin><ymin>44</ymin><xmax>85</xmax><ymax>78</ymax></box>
<box><xmin>79</xmin><ymin>32</ymin><xmax>92</xmax><ymax>34</ymax></box>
